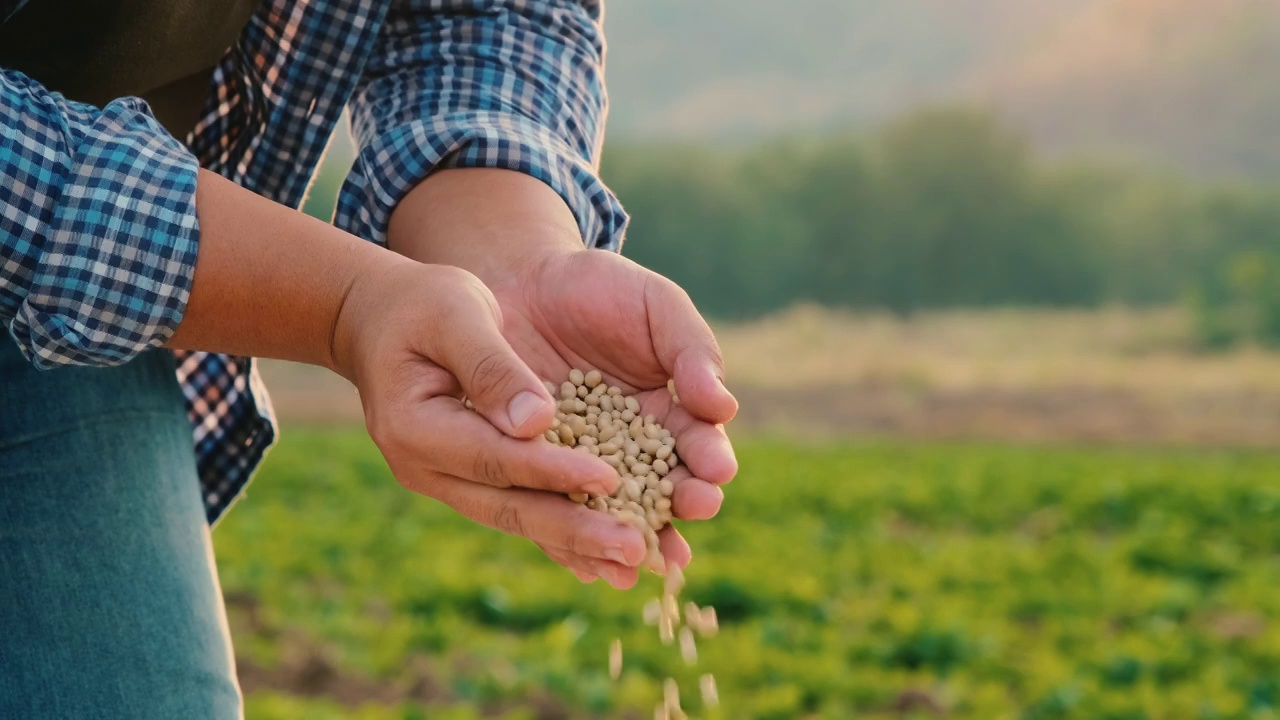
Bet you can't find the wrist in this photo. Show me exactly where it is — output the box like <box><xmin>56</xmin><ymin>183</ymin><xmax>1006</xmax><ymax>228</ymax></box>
<box><xmin>327</xmin><ymin>243</ymin><xmax>411</xmax><ymax>383</ymax></box>
<box><xmin>387</xmin><ymin>168</ymin><xmax>584</xmax><ymax>285</ymax></box>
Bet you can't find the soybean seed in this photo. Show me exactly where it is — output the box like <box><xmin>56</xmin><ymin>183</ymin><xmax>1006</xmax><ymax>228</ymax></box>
<box><xmin>609</xmin><ymin>638</ymin><xmax>623</xmax><ymax>680</ymax></box>
<box><xmin>569</xmin><ymin>368</ymin><xmax>585</xmax><ymax>386</ymax></box>
<box><xmin>700</xmin><ymin>674</ymin><xmax>718</xmax><ymax>707</ymax></box>
<box><xmin>679</xmin><ymin>627</ymin><xmax>697</xmax><ymax>664</ymax></box>
<box><xmin>665</xmin><ymin>564</ymin><xmax>685</xmax><ymax>595</ymax></box>
<box><xmin>585</xmin><ymin>369</ymin><xmax>603</xmax><ymax>388</ymax></box>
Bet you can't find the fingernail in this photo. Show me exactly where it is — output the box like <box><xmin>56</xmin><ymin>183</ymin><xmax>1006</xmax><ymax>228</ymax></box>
<box><xmin>507</xmin><ymin>390</ymin><xmax>547</xmax><ymax>430</ymax></box>
<box><xmin>605</xmin><ymin>547</ymin><xmax>629</xmax><ymax>565</ymax></box>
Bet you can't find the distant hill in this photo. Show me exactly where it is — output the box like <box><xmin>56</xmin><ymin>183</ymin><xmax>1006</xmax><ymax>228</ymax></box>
<box><xmin>602</xmin><ymin>0</ymin><xmax>1280</xmax><ymax>180</ymax></box>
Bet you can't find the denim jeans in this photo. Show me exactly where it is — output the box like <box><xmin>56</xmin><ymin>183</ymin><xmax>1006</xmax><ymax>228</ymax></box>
<box><xmin>0</xmin><ymin>340</ymin><xmax>241</xmax><ymax>718</ymax></box>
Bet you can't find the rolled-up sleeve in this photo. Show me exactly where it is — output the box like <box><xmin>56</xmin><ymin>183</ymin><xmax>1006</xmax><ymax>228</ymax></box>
<box><xmin>335</xmin><ymin>0</ymin><xmax>629</xmax><ymax>249</ymax></box>
<box><xmin>1</xmin><ymin>69</ymin><xmax>199</xmax><ymax>369</ymax></box>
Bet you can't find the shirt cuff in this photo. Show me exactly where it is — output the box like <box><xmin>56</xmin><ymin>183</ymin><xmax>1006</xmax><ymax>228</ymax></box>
<box><xmin>334</xmin><ymin>110</ymin><xmax>629</xmax><ymax>251</ymax></box>
<box><xmin>9</xmin><ymin>97</ymin><xmax>200</xmax><ymax>369</ymax></box>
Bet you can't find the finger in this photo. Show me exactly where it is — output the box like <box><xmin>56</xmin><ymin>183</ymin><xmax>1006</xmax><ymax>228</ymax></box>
<box><xmin>653</xmin><ymin>405</ymin><xmax>738</xmax><ymax>486</ymax></box>
<box><xmin>645</xmin><ymin>276</ymin><xmax>738</xmax><ymax>424</ymax></box>
<box><xmin>657</xmin><ymin>526</ymin><xmax>692</xmax><ymax>570</ymax></box>
<box><xmin>541</xmin><ymin>543</ymin><xmax>638</xmax><ymax>589</ymax></box>
<box><xmin>404</xmin><ymin>395</ymin><xmax>619</xmax><ymax>495</ymax></box>
<box><xmin>424</xmin><ymin>270</ymin><xmax>555</xmax><ymax>438</ymax></box>
<box><xmin>539</xmin><ymin>544</ymin><xmax>597</xmax><ymax>584</ymax></box>
<box><xmin>428</xmin><ymin>476</ymin><xmax>648</xmax><ymax>566</ymax></box>
<box><xmin>668</xmin><ymin>468</ymin><xmax>724</xmax><ymax>521</ymax></box>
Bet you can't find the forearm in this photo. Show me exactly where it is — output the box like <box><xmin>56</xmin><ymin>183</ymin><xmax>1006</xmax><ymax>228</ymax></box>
<box><xmin>167</xmin><ymin>170</ymin><xmax>396</xmax><ymax>374</ymax></box>
<box><xmin>386</xmin><ymin>168</ymin><xmax>584</xmax><ymax>281</ymax></box>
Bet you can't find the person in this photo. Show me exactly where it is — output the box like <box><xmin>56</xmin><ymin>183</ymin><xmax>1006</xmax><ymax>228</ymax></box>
<box><xmin>0</xmin><ymin>1</ymin><xmax>739</xmax><ymax>716</ymax></box>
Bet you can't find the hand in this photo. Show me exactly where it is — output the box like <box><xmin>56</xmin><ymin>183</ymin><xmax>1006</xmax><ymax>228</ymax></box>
<box><xmin>330</xmin><ymin>254</ymin><xmax>653</xmax><ymax>578</ymax></box>
<box><xmin>388</xmin><ymin>170</ymin><xmax>740</xmax><ymax>589</ymax></box>
<box><xmin>168</xmin><ymin>171</ymin><xmax>652</xmax><ymax>581</ymax></box>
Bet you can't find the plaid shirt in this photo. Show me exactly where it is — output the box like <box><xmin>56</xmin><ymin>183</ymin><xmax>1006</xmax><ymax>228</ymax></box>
<box><xmin>0</xmin><ymin>0</ymin><xmax>628</xmax><ymax>523</ymax></box>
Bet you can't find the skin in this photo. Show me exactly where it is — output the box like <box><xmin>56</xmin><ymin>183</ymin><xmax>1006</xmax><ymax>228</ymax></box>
<box><xmin>387</xmin><ymin>168</ymin><xmax>740</xmax><ymax>589</ymax></box>
<box><xmin>169</xmin><ymin>167</ymin><xmax>737</xmax><ymax>591</ymax></box>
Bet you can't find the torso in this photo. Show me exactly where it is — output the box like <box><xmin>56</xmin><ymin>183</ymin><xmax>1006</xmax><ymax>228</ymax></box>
<box><xmin>0</xmin><ymin>0</ymin><xmax>257</xmax><ymax>137</ymax></box>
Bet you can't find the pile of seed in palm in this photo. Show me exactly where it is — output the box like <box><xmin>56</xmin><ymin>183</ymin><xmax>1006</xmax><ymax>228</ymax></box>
<box><xmin>542</xmin><ymin>368</ymin><xmax>680</xmax><ymax>573</ymax></box>
<box><xmin>544</xmin><ymin>369</ymin><xmax>720</xmax><ymax>719</ymax></box>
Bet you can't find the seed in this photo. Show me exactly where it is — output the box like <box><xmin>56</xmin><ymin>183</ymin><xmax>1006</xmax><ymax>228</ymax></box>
<box><xmin>679</xmin><ymin>627</ymin><xmax>697</xmax><ymax>664</ymax></box>
<box><xmin>620</xmin><ymin>409</ymin><xmax>635</xmax><ymax>422</ymax></box>
<box><xmin>645</xmin><ymin>544</ymin><xmax>666</xmax><ymax>574</ymax></box>
<box><xmin>663</xmin><ymin>678</ymin><xmax>680</xmax><ymax>712</ymax></box>
<box><xmin>625</xmin><ymin>397</ymin><xmax>641</xmax><ymax>413</ymax></box>
<box><xmin>684</xmin><ymin>601</ymin><xmax>701</xmax><ymax>628</ymax></box>
<box><xmin>586</xmin><ymin>393</ymin><xmax>600</xmax><ymax>406</ymax></box>
<box><xmin>658</xmin><ymin>478</ymin><xmax>674</xmax><ymax>495</ymax></box>
<box><xmin>608</xmin><ymin>385</ymin><xmax>622</xmax><ymax>396</ymax></box>
<box><xmin>653</xmin><ymin>459</ymin><xmax>669</xmax><ymax>475</ymax></box>
<box><xmin>560</xmin><ymin>381</ymin><xmax>576</xmax><ymax>400</ymax></box>
<box><xmin>569</xmin><ymin>492</ymin><xmax>588</xmax><ymax>503</ymax></box>
<box><xmin>576</xmin><ymin>384</ymin><xmax>588</xmax><ymax>399</ymax></box>
<box><xmin>578</xmin><ymin>435</ymin><xmax>598</xmax><ymax>447</ymax></box>
<box><xmin>585</xmin><ymin>369</ymin><xmax>603</xmax><ymax>388</ymax></box>
<box><xmin>602</xmin><ymin>453</ymin><xmax>623</xmax><ymax>467</ymax></box>
<box><xmin>699</xmin><ymin>674</ymin><xmax>718</xmax><ymax>707</ymax></box>
<box><xmin>558</xmin><ymin>399</ymin><xmax>577</xmax><ymax>413</ymax></box>
<box><xmin>656</xmin><ymin>444</ymin><xmax>672</xmax><ymax>460</ymax></box>
<box><xmin>643</xmin><ymin>598</ymin><xmax>662</xmax><ymax>625</ymax></box>
<box><xmin>668</xmin><ymin>378</ymin><xmax>680</xmax><ymax>405</ymax></box>
<box><xmin>544</xmin><ymin>429</ymin><xmax>558</xmax><ymax>443</ymax></box>
<box><xmin>699</xmin><ymin>607</ymin><xmax>718</xmax><ymax>636</ymax></box>
<box><xmin>558</xmin><ymin>425</ymin><xmax>575</xmax><ymax>445</ymax></box>
<box><xmin>631</xmin><ymin>462</ymin><xmax>652</xmax><ymax>476</ymax></box>
<box><xmin>656</xmin><ymin>496</ymin><xmax>672</xmax><ymax>512</ymax></box>
<box><xmin>644</xmin><ymin>424</ymin><xmax>663</xmax><ymax>440</ymax></box>
<box><xmin>665</xmin><ymin>564</ymin><xmax>685</xmax><ymax>595</ymax></box>
<box><xmin>573</xmin><ymin>399</ymin><xmax>587</xmax><ymax>414</ymax></box>
<box><xmin>667</xmin><ymin>453</ymin><xmax>679</xmax><ymax>469</ymax></box>
<box><xmin>569</xmin><ymin>368</ymin><xmax>585</xmax><ymax>386</ymax></box>
<box><xmin>609</xmin><ymin>638</ymin><xmax>623</xmax><ymax>680</ymax></box>
<box><xmin>659</xmin><ymin>615</ymin><xmax>675</xmax><ymax>644</ymax></box>
<box><xmin>641</xmin><ymin>437</ymin><xmax>662</xmax><ymax>454</ymax></box>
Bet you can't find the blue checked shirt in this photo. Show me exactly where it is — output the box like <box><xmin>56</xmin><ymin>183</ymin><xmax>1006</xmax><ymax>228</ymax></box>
<box><xmin>0</xmin><ymin>0</ymin><xmax>628</xmax><ymax>523</ymax></box>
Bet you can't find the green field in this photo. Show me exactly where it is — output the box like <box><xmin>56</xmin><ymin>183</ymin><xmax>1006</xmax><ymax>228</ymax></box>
<box><xmin>215</xmin><ymin>430</ymin><xmax>1280</xmax><ymax>720</ymax></box>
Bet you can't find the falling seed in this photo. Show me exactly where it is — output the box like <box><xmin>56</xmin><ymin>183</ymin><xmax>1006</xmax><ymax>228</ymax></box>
<box><xmin>700</xmin><ymin>674</ymin><xmax>718</xmax><ymax>707</ymax></box>
<box><xmin>679</xmin><ymin>626</ymin><xmax>697</xmax><ymax>664</ymax></box>
<box><xmin>609</xmin><ymin>638</ymin><xmax>623</xmax><ymax>680</ymax></box>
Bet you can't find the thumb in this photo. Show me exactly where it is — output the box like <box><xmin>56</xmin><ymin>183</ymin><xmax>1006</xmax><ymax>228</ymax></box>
<box><xmin>427</xmin><ymin>272</ymin><xmax>554</xmax><ymax>438</ymax></box>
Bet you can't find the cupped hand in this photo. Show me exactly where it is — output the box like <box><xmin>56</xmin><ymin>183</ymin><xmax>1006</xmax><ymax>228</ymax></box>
<box><xmin>387</xmin><ymin>169</ymin><xmax>740</xmax><ymax>589</ymax></box>
<box><xmin>479</xmin><ymin>248</ymin><xmax>740</xmax><ymax>588</ymax></box>
<box><xmin>330</xmin><ymin>256</ymin><xmax>656</xmax><ymax>584</ymax></box>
